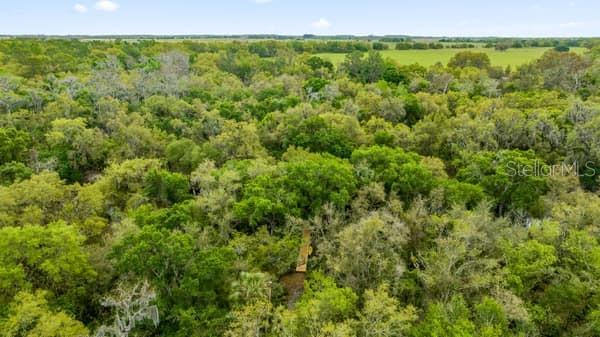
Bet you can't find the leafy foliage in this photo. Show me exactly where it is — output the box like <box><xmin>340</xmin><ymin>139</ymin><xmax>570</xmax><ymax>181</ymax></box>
<box><xmin>0</xmin><ymin>37</ymin><xmax>600</xmax><ymax>337</ymax></box>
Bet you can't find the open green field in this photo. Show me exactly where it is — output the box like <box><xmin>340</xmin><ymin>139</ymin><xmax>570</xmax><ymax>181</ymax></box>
<box><xmin>316</xmin><ymin>47</ymin><xmax>587</xmax><ymax>67</ymax></box>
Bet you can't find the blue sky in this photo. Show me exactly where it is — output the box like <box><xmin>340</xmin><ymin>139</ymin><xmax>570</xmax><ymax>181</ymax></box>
<box><xmin>0</xmin><ymin>0</ymin><xmax>599</xmax><ymax>37</ymax></box>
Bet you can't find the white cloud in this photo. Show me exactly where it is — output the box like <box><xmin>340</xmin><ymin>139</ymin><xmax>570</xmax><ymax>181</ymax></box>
<box><xmin>73</xmin><ymin>3</ymin><xmax>88</xmax><ymax>13</ymax></box>
<box><xmin>560</xmin><ymin>21</ymin><xmax>586</xmax><ymax>28</ymax></box>
<box><xmin>311</xmin><ymin>18</ymin><xmax>331</xmax><ymax>29</ymax></box>
<box><xmin>95</xmin><ymin>0</ymin><xmax>119</xmax><ymax>12</ymax></box>
<box><xmin>253</xmin><ymin>0</ymin><xmax>272</xmax><ymax>3</ymax></box>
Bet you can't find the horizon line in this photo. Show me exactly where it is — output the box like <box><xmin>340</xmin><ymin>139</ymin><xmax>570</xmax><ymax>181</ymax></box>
<box><xmin>1</xmin><ymin>34</ymin><xmax>599</xmax><ymax>39</ymax></box>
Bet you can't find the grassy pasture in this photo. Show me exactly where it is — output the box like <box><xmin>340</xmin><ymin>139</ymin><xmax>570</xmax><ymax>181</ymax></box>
<box><xmin>316</xmin><ymin>47</ymin><xmax>587</xmax><ymax>67</ymax></box>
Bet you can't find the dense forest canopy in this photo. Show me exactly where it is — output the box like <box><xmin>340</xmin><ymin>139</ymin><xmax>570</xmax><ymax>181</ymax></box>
<box><xmin>1</xmin><ymin>37</ymin><xmax>600</xmax><ymax>336</ymax></box>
